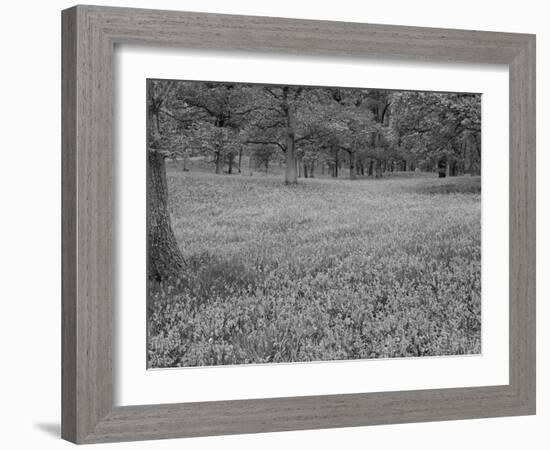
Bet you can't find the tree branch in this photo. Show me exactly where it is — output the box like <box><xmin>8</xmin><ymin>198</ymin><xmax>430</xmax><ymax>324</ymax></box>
<box><xmin>245</xmin><ymin>140</ymin><xmax>286</xmax><ymax>152</ymax></box>
<box><xmin>158</xmin><ymin>80</ymin><xmax>176</xmax><ymax>103</ymax></box>
<box><xmin>380</xmin><ymin>101</ymin><xmax>391</xmax><ymax>124</ymax></box>
<box><xmin>264</xmin><ymin>86</ymin><xmax>282</xmax><ymax>99</ymax></box>
<box><xmin>159</xmin><ymin>107</ymin><xmax>195</xmax><ymax>124</ymax></box>
<box><xmin>183</xmin><ymin>100</ymin><xmax>219</xmax><ymax>118</ymax></box>
<box><xmin>337</xmin><ymin>145</ymin><xmax>354</xmax><ymax>154</ymax></box>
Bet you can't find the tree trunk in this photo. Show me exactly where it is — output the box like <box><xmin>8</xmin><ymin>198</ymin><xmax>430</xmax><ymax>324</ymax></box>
<box><xmin>182</xmin><ymin>153</ymin><xmax>189</xmax><ymax>172</ymax></box>
<box><xmin>248</xmin><ymin>153</ymin><xmax>254</xmax><ymax>175</ymax></box>
<box><xmin>215</xmin><ymin>149</ymin><xmax>222</xmax><ymax>174</ymax></box>
<box><xmin>310</xmin><ymin>162</ymin><xmax>315</xmax><ymax>178</ymax></box>
<box><xmin>228</xmin><ymin>153</ymin><xmax>234</xmax><ymax>174</ymax></box>
<box><xmin>368</xmin><ymin>160</ymin><xmax>374</xmax><ymax>176</ymax></box>
<box><xmin>147</xmin><ymin>81</ymin><xmax>185</xmax><ymax>282</ymax></box>
<box><xmin>375</xmin><ymin>160</ymin><xmax>382</xmax><ymax>178</ymax></box>
<box><xmin>283</xmin><ymin>88</ymin><xmax>297</xmax><ymax>185</ymax></box>
<box><xmin>349</xmin><ymin>151</ymin><xmax>357</xmax><ymax>180</ymax></box>
<box><xmin>303</xmin><ymin>162</ymin><xmax>308</xmax><ymax>178</ymax></box>
<box><xmin>438</xmin><ymin>160</ymin><xmax>447</xmax><ymax>178</ymax></box>
<box><xmin>238</xmin><ymin>147</ymin><xmax>243</xmax><ymax>173</ymax></box>
<box><xmin>147</xmin><ymin>151</ymin><xmax>185</xmax><ymax>282</ymax></box>
<box><xmin>450</xmin><ymin>161</ymin><xmax>458</xmax><ymax>176</ymax></box>
<box><xmin>284</xmin><ymin>139</ymin><xmax>297</xmax><ymax>184</ymax></box>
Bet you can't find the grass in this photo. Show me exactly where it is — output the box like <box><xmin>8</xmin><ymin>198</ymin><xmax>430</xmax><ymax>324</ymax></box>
<box><xmin>148</xmin><ymin>168</ymin><xmax>481</xmax><ymax>368</ymax></box>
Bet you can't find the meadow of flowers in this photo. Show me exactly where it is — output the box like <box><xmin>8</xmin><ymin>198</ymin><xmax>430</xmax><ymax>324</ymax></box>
<box><xmin>148</xmin><ymin>169</ymin><xmax>481</xmax><ymax>367</ymax></box>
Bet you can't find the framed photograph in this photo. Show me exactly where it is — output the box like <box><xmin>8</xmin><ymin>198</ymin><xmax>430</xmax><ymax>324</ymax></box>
<box><xmin>62</xmin><ymin>5</ymin><xmax>536</xmax><ymax>444</ymax></box>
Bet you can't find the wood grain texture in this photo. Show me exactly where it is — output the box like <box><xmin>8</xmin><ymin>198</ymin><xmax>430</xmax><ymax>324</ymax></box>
<box><xmin>508</xmin><ymin>37</ymin><xmax>536</xmax><ymax>408</ymax></box>
<box><xmin>61</xmin><ymin>7</ymin><xmax>77</xmax><ymax>443</ymax></box>
<box><xmin>62</xmin><ymin>5</ymin><xmax>114</xmax><ymax>442</ymax></box>
<box><xmin>61</xmin><ymin>4</ymin><xmax>536</xmax><ymax>444</ymax></box>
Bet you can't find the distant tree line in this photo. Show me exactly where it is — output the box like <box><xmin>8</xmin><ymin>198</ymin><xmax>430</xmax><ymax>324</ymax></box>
<box><xmin>149</xmin><ymin>80</ymin><xmax>480</xmax><ymax>182</ymax></box>
<box><xmin>146</xmin><ymin>79</ymin><xmax>481</xmax><ymax>281</ymax></box>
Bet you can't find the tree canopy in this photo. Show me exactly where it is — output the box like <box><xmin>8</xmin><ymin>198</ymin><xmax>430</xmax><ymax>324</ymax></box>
<box><xmin>148</xmin><ymin>79</ymin><xmax>481</xmax><ymax>184</ymax></box>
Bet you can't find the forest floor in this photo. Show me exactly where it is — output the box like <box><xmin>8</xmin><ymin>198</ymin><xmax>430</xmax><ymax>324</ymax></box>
<box><xmin>148</xmin><ymin>169</ymin><xmax>481</xmax><ymax>367</ymax></box>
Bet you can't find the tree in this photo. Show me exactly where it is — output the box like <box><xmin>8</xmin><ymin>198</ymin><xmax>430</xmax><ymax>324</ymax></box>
<box><xmin>173</xmin><ymin>82</ymin><xmax>258</xmax><ymax>174</ymax></box>
<box><xmin>390</xmin><ymin>92</ymin><xmax>481</xmax><ymax>177</ymax></box>
<box><xmin>151</xmin><ymin>80</ymin><xmax>481</xmax><ymax>190</ymax></box>
<box><xmin>189</xmin><ymin>121</ymin><xmax>242</xmax><ymax>174</ymax></box>
<box><xmin>246</xmin><ymin>86</ymin><xmax>325</xmax><ymax>184</ymax></box>
<box><xmin>250</xmin><ymin>144</ymin><xmax>280</xmax><ymax>174</ymax></box>
<box><xmin>147</xmin><ymin>80</ymin><xmax>186</xmax><ymax>282</ymax></box>
<box><xmin>362</xmin><ymin>90</ymin><xmax>393</xmax><ymax>178</ymax></box>
<box><xmin>322</xmin><ymin>89</ymin><xmax>375</xmax><ymax>180</ymax></box>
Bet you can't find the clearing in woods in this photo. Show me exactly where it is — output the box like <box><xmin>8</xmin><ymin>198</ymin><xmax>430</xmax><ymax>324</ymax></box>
<box><xmin>148</xmin><ymin>166</ymin><xmax>481</xmax><ymax>367</ymax></box>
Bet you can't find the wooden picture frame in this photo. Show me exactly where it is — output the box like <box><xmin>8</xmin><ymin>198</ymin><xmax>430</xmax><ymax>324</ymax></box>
<box><xmin>61</xmin><ymin>5</ymin><xmax>536</xmax><ymax>444</ymax></box>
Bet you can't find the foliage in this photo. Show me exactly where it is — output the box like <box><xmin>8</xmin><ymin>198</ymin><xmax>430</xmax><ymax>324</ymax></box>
<box><xmin>150</xmin><ymin>80</ymin><xmax>482</xmax><ymax>180</ymax></box>
<box><xmin>391</xmin><ymin>92</ymin><xmax>481</xmax><ymax>171</ymax></box>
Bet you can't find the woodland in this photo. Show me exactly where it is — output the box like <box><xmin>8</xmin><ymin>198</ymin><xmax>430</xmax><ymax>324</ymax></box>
<box><xmin>147</xmin><ymin>80</ymin><xmax>482</xmax><ymax>367</ymax></box>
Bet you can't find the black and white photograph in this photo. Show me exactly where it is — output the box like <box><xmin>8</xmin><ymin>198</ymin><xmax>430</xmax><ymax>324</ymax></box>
<box><xmin>1</xmin><ymin>0</ymin><xmax>544</xmax><ymax>447</ymax></box>
<box><xmin>147</xmin><ymin>79</ymin><xmax>482</xmax><ymax>368</ymax></box>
